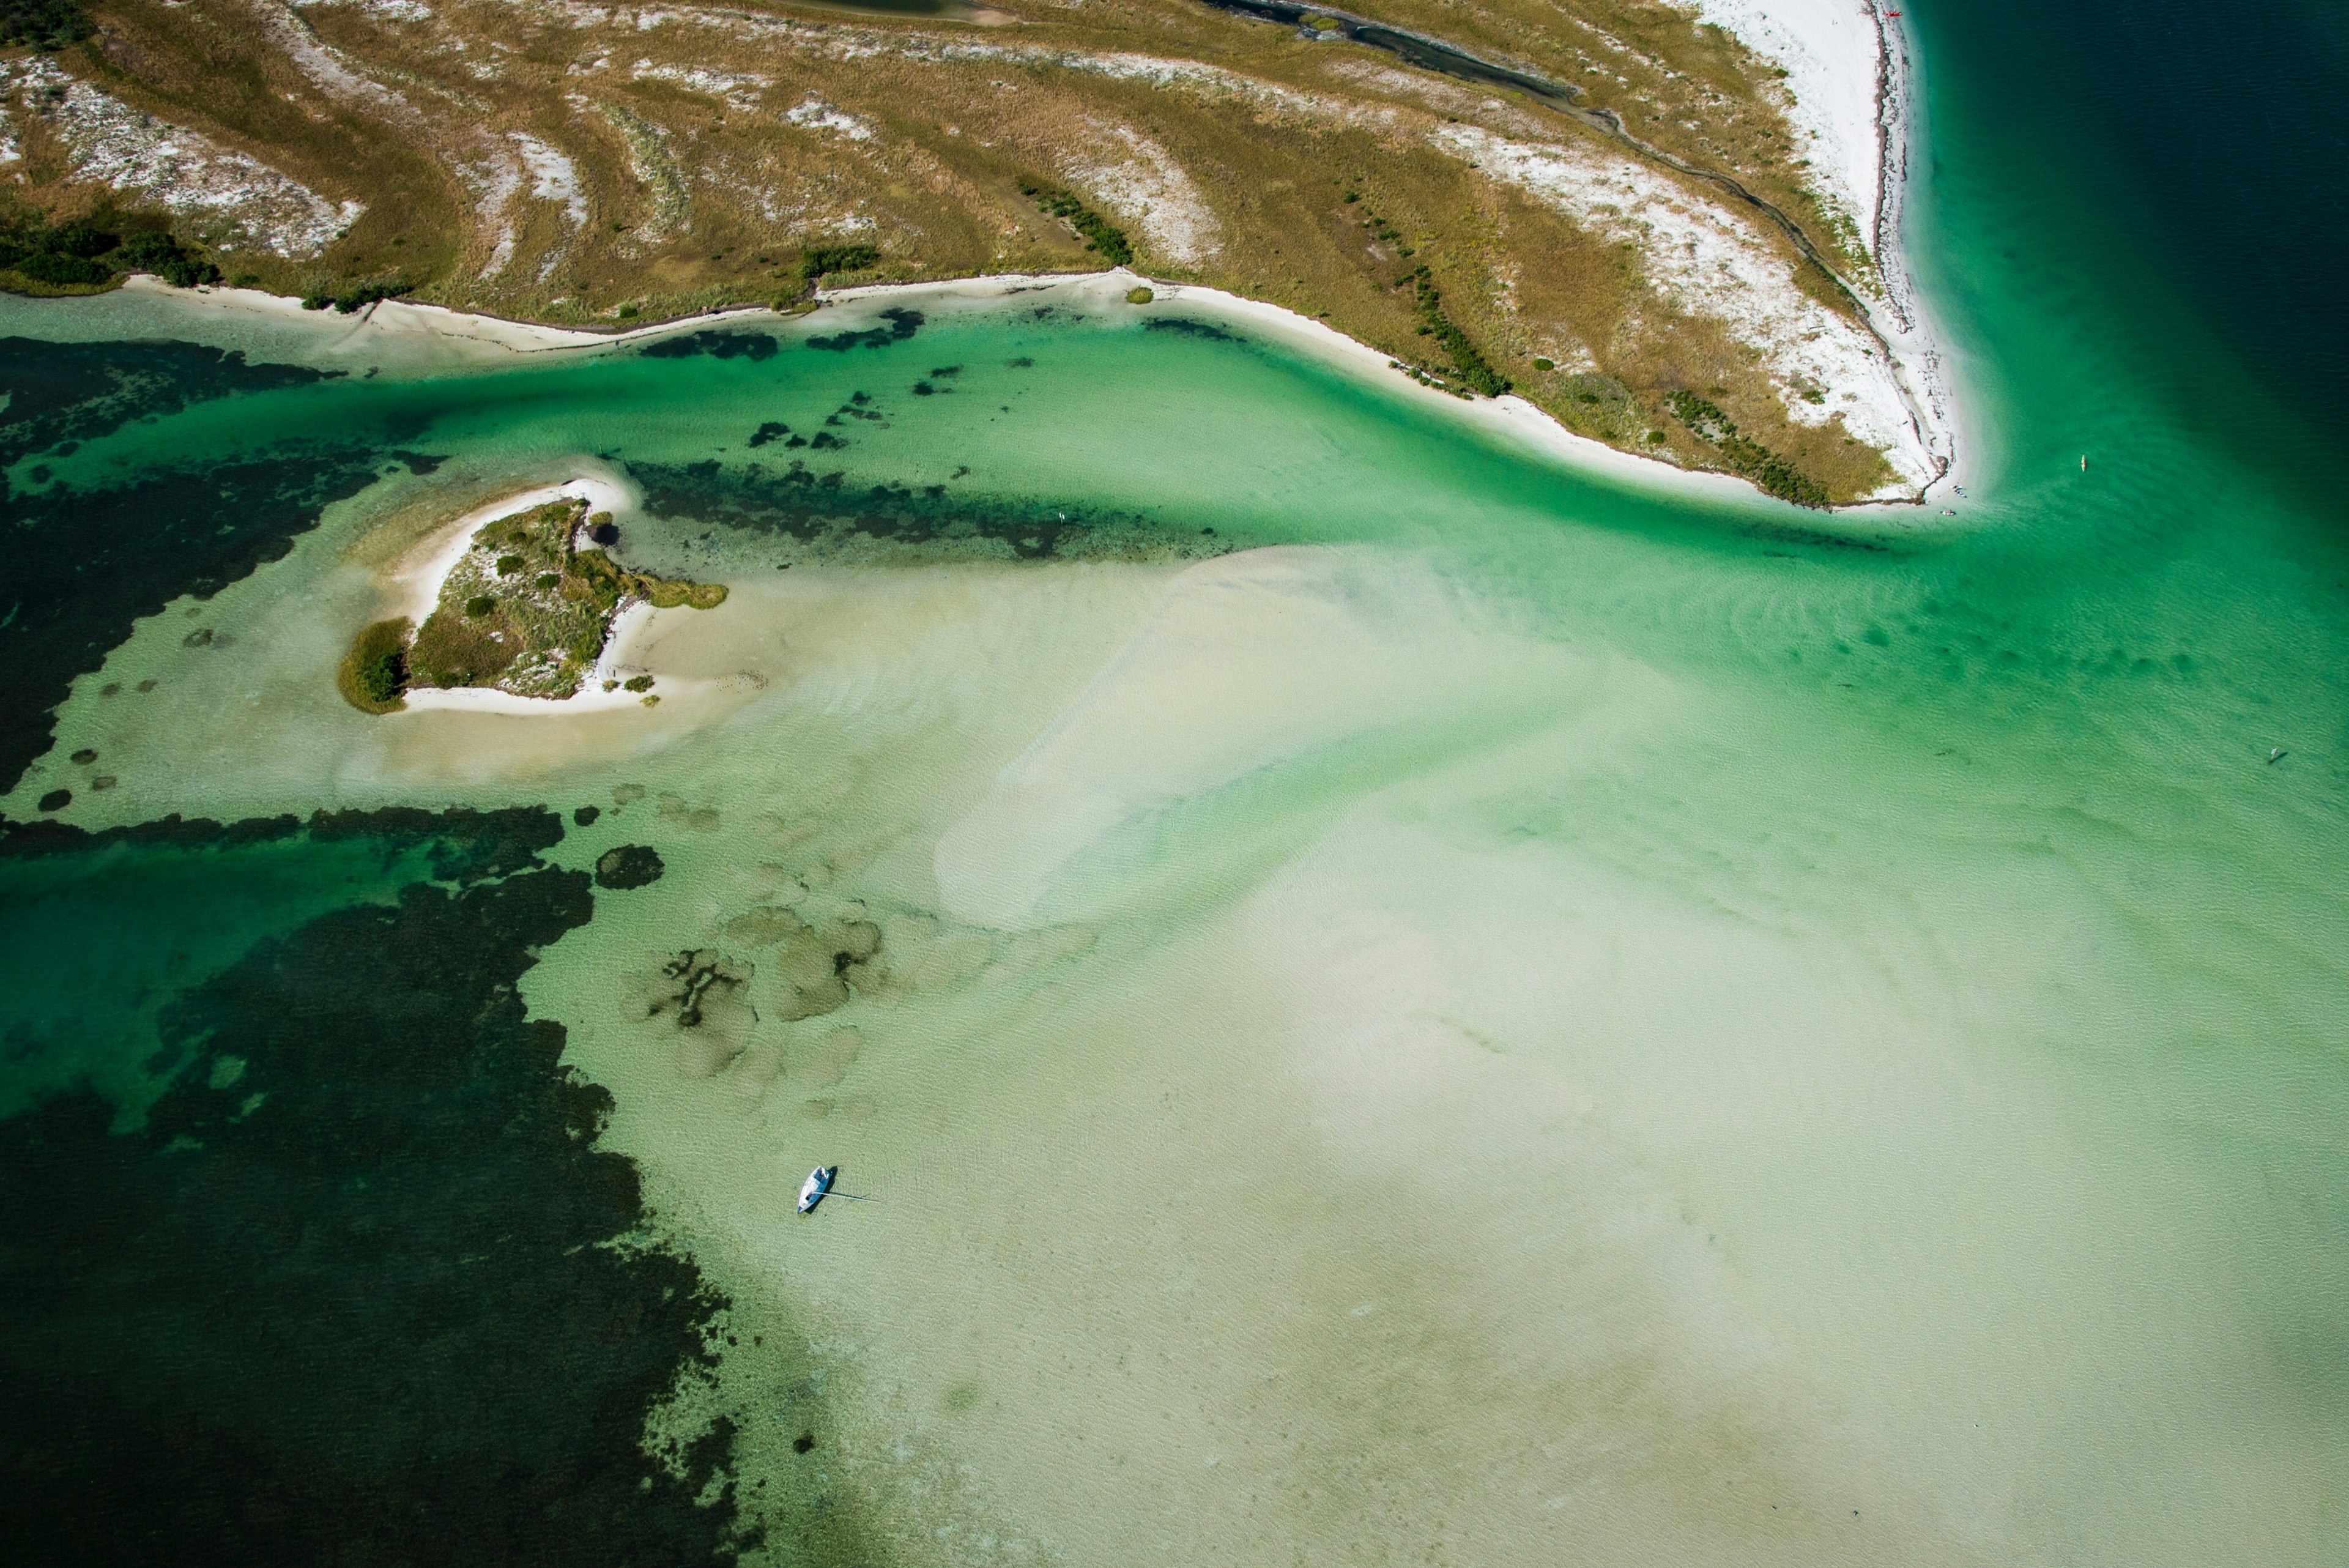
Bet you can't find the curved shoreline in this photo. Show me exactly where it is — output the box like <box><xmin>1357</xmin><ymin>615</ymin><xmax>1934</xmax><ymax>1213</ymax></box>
<box><xmin>97</xmin><ymin>264</ymin><xmax>1955</xmax><ymax>519</ymax></box>
<box><xmin>1199</xmin><ymin>0</ymin><xmax>1857</xmax><ymax>296</ymax></box>
<box><xmin>72</xmin><ymin>0</ymin><xmax>1965</xmax><ymax>519</ymax></box>
<box><xmin>1870</xmin><ymin>7</ymin><xmax>1963</xmax><ymax>500</ymax></box>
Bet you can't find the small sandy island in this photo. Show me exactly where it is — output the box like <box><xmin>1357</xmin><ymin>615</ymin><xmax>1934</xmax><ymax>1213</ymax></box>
<box><xmin>341</xmin><ymin>478</ymin><xmax>726</xmax><ymax>718</ymax></box>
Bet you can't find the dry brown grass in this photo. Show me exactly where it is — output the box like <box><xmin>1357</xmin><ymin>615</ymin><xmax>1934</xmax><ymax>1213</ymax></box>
<box><xmin>39</xmin><ymin>0</ymin><xmax>1899</xmax><ymax>499</ymax></box>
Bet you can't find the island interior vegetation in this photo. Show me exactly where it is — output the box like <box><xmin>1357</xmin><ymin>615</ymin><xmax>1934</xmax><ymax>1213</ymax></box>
<box><xmin>340</xmin><ymin>499</ymin><xmax>724</xmax><ymax>712</ymax></box>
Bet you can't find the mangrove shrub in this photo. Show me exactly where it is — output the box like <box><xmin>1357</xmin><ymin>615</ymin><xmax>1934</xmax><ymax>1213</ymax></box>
<box><xmin>335</xmin><ymin>617</ymin><xmax>412</xmax><ymax>715</ymax></box>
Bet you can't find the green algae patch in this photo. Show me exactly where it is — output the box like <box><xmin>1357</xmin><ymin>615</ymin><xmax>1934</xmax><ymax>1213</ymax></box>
<box><xmin>405</xmin><ymin>500</ymin><xmax>723</xmax><ymax>699</ymax></box>
<box><xmin>335</xmin><ymin>615</ymin><xmax>411</xmax><ymax>714</ymax></box>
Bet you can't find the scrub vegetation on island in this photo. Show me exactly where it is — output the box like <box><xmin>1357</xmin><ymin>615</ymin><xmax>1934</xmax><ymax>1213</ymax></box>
<box><xmin>340</xmin><ymin>499</ymin><xmax>724</xmax><ymax>710</ymax></box>
<box><xmin>335</xmin><ymin>615</ymin><xmax>410</xmax><ymax>715</ymax></box>
<box><xmin>0</xmin><ymin>0</ymin><xmax>1937</xmax><ymax>504</ymax></box>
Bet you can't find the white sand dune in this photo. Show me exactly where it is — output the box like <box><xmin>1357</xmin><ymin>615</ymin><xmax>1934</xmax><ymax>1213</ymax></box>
<box><xmin>1684</xmin><ymin>0</ymin><xmax>1891</xmax><ymax>252</ymax></box>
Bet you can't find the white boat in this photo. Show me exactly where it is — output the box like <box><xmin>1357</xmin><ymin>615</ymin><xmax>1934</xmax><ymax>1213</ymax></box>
<box><xmin>798</xmin><ymin>1165</ymin><xmax>836</xmax><ymax>1214</ymax></box>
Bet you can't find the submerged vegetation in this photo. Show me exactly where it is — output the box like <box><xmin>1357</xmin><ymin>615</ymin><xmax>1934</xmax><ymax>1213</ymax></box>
<box><xmin>395</xmin><ymin>500</ymin><xmax>725</xmax><ymax>701</ymax></box>
<box><xmin>0</xmin><ymin>335</ymin><xmax>364</xmax><ymax>796</ymax></box>
<box><xmin>1666</xmin><ymin>390</ymin><xmax>1831</xmax><ymax>508</ymax></box>
<box><xmin>0</xmin><ymin>808</ymin><xmax>813</xmax><ymax>1563</ymax></box>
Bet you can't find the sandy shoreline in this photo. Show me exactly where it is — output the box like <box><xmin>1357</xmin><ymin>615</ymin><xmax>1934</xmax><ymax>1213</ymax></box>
<box><xmin>1870</xmin><ymin>7</ymin><xmax>1965</xmax><ymax>501</ymax></box>
<box><xmin>1682</xmin><ymin>1</ymin><xmax>1958</xmax><ymax>504</ymax></box>
<box><xmin>123</xmin><ymin>262</ymin><xmax>1950</xmax><ymax>515</ymax></box>
<box><xmin>34</xmin><ymin>0</ymin><xmax>1970</xmax><ymax>514</ymax></box>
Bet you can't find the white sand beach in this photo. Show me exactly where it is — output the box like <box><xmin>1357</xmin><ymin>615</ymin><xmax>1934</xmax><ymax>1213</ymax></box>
<box><xmin>100</xmin><ymin>210</ymin><xmax>1954</xmax><ymax>517</ymax></box>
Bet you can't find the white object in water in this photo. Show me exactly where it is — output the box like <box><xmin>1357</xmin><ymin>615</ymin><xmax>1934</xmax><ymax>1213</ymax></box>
<box><xmin>798</xmin><ymin>1165</ymin><xmax>836</xmax><ymax>1214</ymax></box>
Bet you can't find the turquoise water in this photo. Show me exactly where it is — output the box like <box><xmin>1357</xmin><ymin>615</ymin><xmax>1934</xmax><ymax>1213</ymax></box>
<box><xmin>2</xmin><ymin>1</ymin><xmax>2347</xmax><ymax>1559</ymax></box>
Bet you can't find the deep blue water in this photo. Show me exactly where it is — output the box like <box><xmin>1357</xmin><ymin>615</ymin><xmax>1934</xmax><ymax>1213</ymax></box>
<box><xmin>1919</xmin><ymin>0</ymin><xmax>2349</xmax><ymax>508</ymax></box>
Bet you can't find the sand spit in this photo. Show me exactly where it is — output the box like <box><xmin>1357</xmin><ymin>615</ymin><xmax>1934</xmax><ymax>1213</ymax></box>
<box><xmin>111</xmin><ymin>275</ymin><xmax>612</xmax><ymax>365</ymax></box>
<box><xmin>1680</xmin><ymin>0</ymin><xmax>1959</xmax><ymax>500</ymax></box>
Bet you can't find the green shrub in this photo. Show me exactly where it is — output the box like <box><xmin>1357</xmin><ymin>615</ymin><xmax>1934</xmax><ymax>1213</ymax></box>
<box><xmin>800</xmin><ymin>243</ymin><xmax>881</xmax><ymax>283</ymax></box>
<box><xmin>301</xmin><ymin>280</ymin><xmax>410</xmax><ymax>314</ymax></box>
<box><xmin>119</xmin><ymin>230</ymin><xmax>221</xmax><ymax>288</ymax></box>
<box><xmin>1398</xmin><ymin>269</ymin><xmax>1508</xmax><ymax>398</ymax></box>
<box><xmin>1664</xmin><ymin>390</ymin><xmax>1829</xmax><ymax>507</ymax></box>
<box><xmin>0</xmin><ymin>0</ymin><xmax>91</xmax><ymax>48</ymax></box>
<box><xmin>1030</xmin><ymin>189</ymin><xmax>1132</xmax><ymax>267</ymax></box>
<box><xmin>623</xmin><ymin>674</ymin><xmax>654</xmax><ymax>693</ymax></box>
<box><xmin>0</xmin><ymin>218</ymin><xmax>221</xmax><ymax>293</ymax></box>
<box><xmin>335</xmin><ymin>617</ymin><xmax>412</xmax><ymax>714</ymax></box>
<box><xmin>409</xmin><ymin>499</ymin><xmax>725</xmax><ymax>699</ymax></box>
<box><xmin>355</xmin><ymin>647</ymin><xmax>401</xmax><ymax>703</ymax></box>
<box><xmin>52</xmin><ymin>223</ymin><xmax>117</xmax><ymax>258</ymax></box>
<box><xmin>12</xmin><ymin>250</ymin><xmax>110</xmax><ymax>286</ymax></box>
